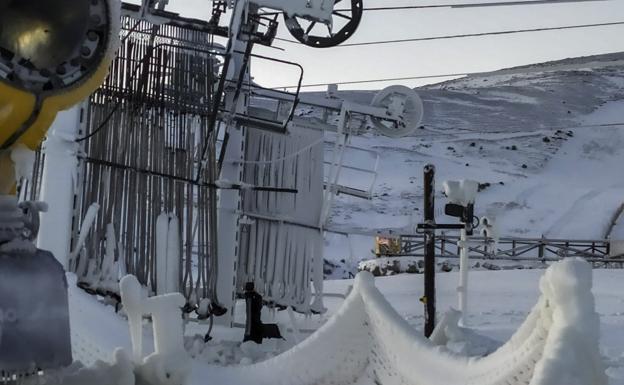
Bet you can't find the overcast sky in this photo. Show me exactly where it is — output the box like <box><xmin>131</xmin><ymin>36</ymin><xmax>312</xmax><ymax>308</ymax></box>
<box><xmin>128</xmin><ymin>0</ymin><xmax>624</xmax><ymax>90</ymax></box>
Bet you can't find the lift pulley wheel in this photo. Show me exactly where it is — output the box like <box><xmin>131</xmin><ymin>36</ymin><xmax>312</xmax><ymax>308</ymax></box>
<box><xmin>283</xmin><ymin>0</ymin><xmax>363</xmax><ymax>48</ymax></box>
<box><xmin>370</xmin><ymin>85</ymin><xmax>424</xmax><ymax>138</ymax></box>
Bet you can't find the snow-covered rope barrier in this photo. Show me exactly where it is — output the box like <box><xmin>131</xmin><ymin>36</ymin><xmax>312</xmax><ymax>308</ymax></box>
<box><xmin>190</xmin><ymin>258</ymin><xmax>606</xmax><ymax>385</ymax></box>
<box><xmin>51</xmin><ymin>258</ymin><xmax>604</xmax><ymax>385</ymax></box>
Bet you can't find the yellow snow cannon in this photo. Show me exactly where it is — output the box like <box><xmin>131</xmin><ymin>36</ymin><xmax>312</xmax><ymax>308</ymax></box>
<box><xmin>0</xmin><ymin>0</ymin><xmax>120</xmax><ymax>193</ymax></box>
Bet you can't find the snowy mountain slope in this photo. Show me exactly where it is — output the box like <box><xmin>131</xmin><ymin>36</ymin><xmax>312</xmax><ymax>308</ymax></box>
<box><xmin>316</xmin><ymin>53</ymin><xmax>624</xmax><ymax>265</ymax></box>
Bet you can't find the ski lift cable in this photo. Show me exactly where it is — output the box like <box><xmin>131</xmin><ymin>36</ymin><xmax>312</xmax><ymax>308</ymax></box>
<box><xmin>334</xmin><ymin>0</ymin><xmax>615</xmax><ymax>12</ymax></box>
<box><xmin>224</xmin><ymin>119</ymin><xmax>624</xmax><ymax>169</ymax></box>
<box><xmin>271</xmin><ymin>56</ymin><xmax>624</xmax><ymax>89</ymax></box>
<box><xmin>258</xmin><ymin>0</ymin><xmax>616</xmax><ymax>14</ymax></box>
<box><xmin>274</xmin><ymin>20</ymin><xmax>624</xmax><ymax>47</ymax></box>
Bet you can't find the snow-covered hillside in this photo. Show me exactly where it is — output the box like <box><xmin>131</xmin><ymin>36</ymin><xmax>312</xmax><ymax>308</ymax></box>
<box><xmin>319</xmin><ymin>53</ymin><xmax>624</xmax><ymax>266</ymax></box>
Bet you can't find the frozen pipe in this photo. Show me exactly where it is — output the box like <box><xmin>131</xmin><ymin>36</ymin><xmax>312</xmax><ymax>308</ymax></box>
<box><xmin>120</xmin><ymin>275</ymin><xmax>145</xmax><ymax>363</ymax></box>
<box><xmin>143</xmin><ymin>293</ymin><xmax>186</xmax><ymax>355</ymax></box>
<box><xmin>69</xmin><ymin>203</ymin><xmax>100</xmax><ymax>263</ymax></box>
<box><xmin>155</xmin><ymin>213</ymin><xmax>169</xmax><ymax>296</ymax></box>
<box><xmin>165</xmin><ymin>214</ymin><xmax>180</xmax><ymax>294</ymax></box>
<box><xmin>458</xmin><ymin>228</ymin><xmax>469</xmax><ymax>326</ymax></box>
<box><xmin>287</xmin><ymin>306</ymin><xmax>302</xmax><ymax>344</ymax></box>
<box><xmin>100</xmin><ymin>223</ymin><xmax>117</xmax><ymax>290</ymax></box>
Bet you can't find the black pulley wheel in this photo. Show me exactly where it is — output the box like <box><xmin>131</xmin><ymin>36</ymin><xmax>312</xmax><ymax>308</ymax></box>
<box><xmin>283</xmin><ymin>0</ymin><xmax>363</xmax><ymax>48</ymax></box>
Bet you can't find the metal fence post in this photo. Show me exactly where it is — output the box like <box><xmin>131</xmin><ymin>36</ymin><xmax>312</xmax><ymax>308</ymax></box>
<box><xmin>423</xmin><ymin>164</ymin><xmax>436</xmax><ymax>337</ymax></box>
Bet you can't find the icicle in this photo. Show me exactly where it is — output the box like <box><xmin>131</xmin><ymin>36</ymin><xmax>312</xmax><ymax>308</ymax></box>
<box><xmin>70</xmin><ymin>203</ymin><xmax>100</xmax><ymax>274</ymax></box>
<box><xmin>310</xmin><ymin>230</ymin><xmax>325</xmax><ymax>313</ymax></box>
<box><xmin>155</xmin><ymin>213</ymin><xmax>169</xmax><ymax>295</ymax></box>
<box><xmin>166</xmin><ymin>214</ymin><xmax>180</xmax><ymax>294</ymax></box>
<box><xmin>100</xmin><ymin>223</ymin><xmax>117</xmax><ymax>291</ymax></box>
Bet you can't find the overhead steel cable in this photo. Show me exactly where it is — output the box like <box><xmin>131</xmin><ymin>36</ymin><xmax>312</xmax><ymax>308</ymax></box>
<box><xmin>275</xmin><ymin>20</ymin><xmax>624</xmax><ymax>47</ymax></box>
<box><xmin>334</xmin><ymin>0</ymin><xmax>612</xmax><ymax>12</ymax></box>
<box><xmin>271</xmin><ymin>57</ymin><xmax>624</xmax><ymax>89</ymax></box>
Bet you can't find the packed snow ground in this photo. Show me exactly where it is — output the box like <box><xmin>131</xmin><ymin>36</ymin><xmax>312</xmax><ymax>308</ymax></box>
<box><xmin>60</xmin><ymin>263</ymin><xmax>624</xmax><ymax>384</ymax></box>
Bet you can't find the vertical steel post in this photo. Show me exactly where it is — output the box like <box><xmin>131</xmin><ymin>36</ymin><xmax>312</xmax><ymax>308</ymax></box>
<box><xmin>458</xmin><ymin>227</ymin><xmax>468</xmax><ymax>326</ymax></box>
<box><xmin>423</xmin><ymin>164</ymin><xmax>436</xmax><ymax>337</ymax></box>
<box><xmin>216</xmin><ymin>2</ymin><xmax>253</xmax><ymax>326</ymax></box>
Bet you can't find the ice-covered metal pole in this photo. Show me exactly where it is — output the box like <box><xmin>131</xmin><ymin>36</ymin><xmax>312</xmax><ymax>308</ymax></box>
<box><xmin>458</xmin><ymin>227</ymin><xmax>469</xmax><ymax>326</ymax></box>
<box><xmin>216</xmin><ymin>1</ymin><xmax>253</xmax><ymax>326</ymax></box>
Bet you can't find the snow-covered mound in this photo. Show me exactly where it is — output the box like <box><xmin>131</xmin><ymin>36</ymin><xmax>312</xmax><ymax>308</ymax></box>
<box><xmin>41</xmin><ymin>258</ymin><xmax>604</xmax><ymax>385</ymax></box>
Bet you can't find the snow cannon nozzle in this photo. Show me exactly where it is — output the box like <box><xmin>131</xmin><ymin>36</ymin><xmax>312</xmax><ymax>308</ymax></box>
<box><xmin>0</xmin><ymin>0</ymin><xmax>119</xmax><ymax>169</ymax></box>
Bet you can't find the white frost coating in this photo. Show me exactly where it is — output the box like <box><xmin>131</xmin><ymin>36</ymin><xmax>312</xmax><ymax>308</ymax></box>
<box><xmin>98</xmin><ymin>223</ymin><xmax>118</xmax><ymax>291</ymax></box>
<box><xmin>120</xmin><ymin>275</ymin><xmax>145</xmax><ymax>363</ymax></box>
<box><xmin>457</xmin><ymin>228</ymin><xmax>470</xmax><ymax>326</ymax></box>
<box><xmin>155</xmin><ymin>213</ymin><xmax>169</xmax><ymax>295</ymax></box>
<box><xmin>37</xmin><ymin>107</ymin><xmax>81</xmax><ymax>268</ymax></box>
<box><xmin>139</xmin><ymin>293</ymin><xmax>189</xmax><ymax>385</ymax></box>
<box><xmin>188</xmin><ymin>258</ymin><xmax>604</xmax><ymax>385</ymax></box>
<box><xmin>530</xmin><ymin>259</ymin><xmax>608</xmax><ymax>385</ymax></box>
<box><xmin>70</xmin><ymin>203</ymin><xmax>100</xmax><ymax>271</ymax></box>
<box><xmin>480</xmin><ymin>216</ymin><xmax>499</xmax><ymax>254</ymax></box>
<box><xmin>142</xmin><ymin>293</ymin><xmax>186</xmax><ymax>356</ymax></box>
<box><xmin>10</xmin><ymin>144</ymin><xmax>35</xmax><ymax>182</ymax></box>
<box><xmin>156</xmin><ymin>213</ymin><xmax>180</xmax><ymax>295</ymax></box>
<box><xmin>166</xmin><ymin>215</ymin><xmax>180</xmax><ymax>294</ymax></box>
<box><xmin>442</xmin><ymin>179</ymin><xmax>479</xmax><ymax>206</ymax></box>
<box><xmin>430</xmin><ymin>308</ymin><xmax>462</xmax><ymax>346</ymax></box>
<box><xmin>215</xmin><ymin>179</ymin><xmax>235</xmax><ymax>189</ymax></box>
<box><xmin>120</xmin><ymin>274</ymin><xmax>190</xmax><ymax>385</ymax></box>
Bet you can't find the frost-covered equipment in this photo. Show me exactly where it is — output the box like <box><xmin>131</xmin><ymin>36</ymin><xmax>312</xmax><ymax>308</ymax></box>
<box><xmin>370</xmin><ymin>85</ymin><xmax>425</xmax><ymax>138</ymax></box>
<box><xmin>68</xmin><ymin>15</ymin><xmax>225</xmax><ymax>310</ymax></box>
<box><xmin>0</xmin><ymin>196</ymin><xmax>72</xmax><ymax>375</ymax></box>
<box><xmin>443</xmin><ymin>179</ymin><xmax>479</xmax><ymax>326</ymax></box>
<box><xmin>323</xmin><ymin>141</ymin><xmax>380</xmax><ymax>200</ymax></box>
<box><xmin>320</xmin><ymin>85</ymin><xmax>424</xmax><ymax>226</ymax></box>
<box><xmin>237</xmin><ymin>126</ymin><xmax>325</xmax><ymax>312</ymax></box>
<box><xmin>214</xmin><ymin>0</ymin><xmax>364</xmax><ymax>321</ymax></box>
<box><xmin>283</xmin><ymin>0</ymin><xmax>364</xmax><ymax>48</ymax></box>
<box><xmin>0</xmin><ymin>0</ymin><xmax>120</xmax><ymax>183</ymax></box>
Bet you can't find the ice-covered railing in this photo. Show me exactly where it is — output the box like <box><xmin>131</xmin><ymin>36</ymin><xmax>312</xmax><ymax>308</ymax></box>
<box><xmin>190</xmin><ymin>258</ymin><xmax>606</xmax><ymax>385</ymax></box>
<box><xmin>51</xmin><ymin>258</ymin><xmax>605</xmax><ymax>385</ymax></box>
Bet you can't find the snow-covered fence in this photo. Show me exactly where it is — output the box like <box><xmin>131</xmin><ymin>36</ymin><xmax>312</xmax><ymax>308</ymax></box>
<box><xmin>385</xmin><ymin>234</ymin><xmax>620</xmax><ymax>265</ymax></box>
<box><xmin>186</xmin><ymin>258</ymin><xmax>606</xmax><ymax>385</ymax></box>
